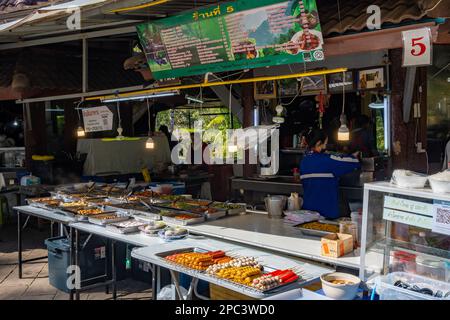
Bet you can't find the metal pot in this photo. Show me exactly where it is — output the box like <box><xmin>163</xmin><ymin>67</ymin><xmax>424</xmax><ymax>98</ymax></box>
<box><xmin>264</xmin><ymin>195</ymin><xmax>287</xmax><ymax>219</ymax></box>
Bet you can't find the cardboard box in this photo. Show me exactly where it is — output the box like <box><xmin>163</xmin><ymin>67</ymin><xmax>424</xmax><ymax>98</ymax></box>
<box><xmin>321</xmin><ymin>233</ymin><xmax>354</xmax><ymax>258</ymax></box>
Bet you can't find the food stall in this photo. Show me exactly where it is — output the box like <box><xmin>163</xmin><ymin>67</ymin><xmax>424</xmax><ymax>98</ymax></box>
<box><xmin>1</xmin><ymin>0</ymin><xmax>448</xmax><ymax>303</ymax></box>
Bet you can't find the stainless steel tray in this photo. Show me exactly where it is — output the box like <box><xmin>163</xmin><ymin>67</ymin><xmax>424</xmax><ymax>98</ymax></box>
<box><xmin>295</xmin><ymin>222</ymin><xmax>338</xmax><ymax>237</ymax></box>
<box><xmin>106</xmin><ymin>221</ymin><xmax>145</xmax><ymax>234</ymax></box>
<box><xmin>205</xmin><ymin>210</ymin><xmax>227</xmax><ymax>220</ymax></box>
<box><xmin>162</xmin><ymin>215</ymin><xmax>205</xmax><ymax>226</ymax></box>
<box><xmin>87</xmin><ymin>213</ymin><xmax>128</xmax><ymax>226</ymax></box>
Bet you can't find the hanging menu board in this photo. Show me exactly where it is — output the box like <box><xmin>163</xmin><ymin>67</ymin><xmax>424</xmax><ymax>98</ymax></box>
<box><xmin>136</xmin><ymin>0</ymin><xmax>324</xmax><ymax>80</ymax></box>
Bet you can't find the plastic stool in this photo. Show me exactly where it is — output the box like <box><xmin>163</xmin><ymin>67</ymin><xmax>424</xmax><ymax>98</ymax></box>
<box><xmin>0</xmin><ymin>196</ymin><xmax>10</xmax><ymax>226</ymax></box>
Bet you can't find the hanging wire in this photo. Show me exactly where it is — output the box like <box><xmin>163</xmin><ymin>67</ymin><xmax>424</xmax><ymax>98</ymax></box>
<box><xmin>116</xmin><ymin>101</ymin><xmax>122</xmax><ymax>127</ymax></box>
<box><xmin>342</xmin><ymin>71</ymin><xmax>346</xmax><ymax>115</ymax></box>
<box><xmin>146</xmin><ymin>98</ymin><xmax>152</xmax><ymax>135</ymax></box>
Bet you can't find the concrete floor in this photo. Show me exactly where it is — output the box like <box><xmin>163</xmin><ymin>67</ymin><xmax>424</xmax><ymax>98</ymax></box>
<box><xmin>0</xmin><ymin>222</ymin><xmax>153</xmax><ymax>300</ymax></box>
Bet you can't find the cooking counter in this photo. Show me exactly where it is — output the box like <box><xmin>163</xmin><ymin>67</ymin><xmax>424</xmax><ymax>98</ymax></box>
<box><xmin>231</xmin><ymin>176</ymin><xmax>363</xmax><ymax>202</ymax></box>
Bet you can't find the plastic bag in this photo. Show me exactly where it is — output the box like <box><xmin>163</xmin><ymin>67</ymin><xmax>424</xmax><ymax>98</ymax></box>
<box><xmin>157</xmin><ymin>284</ymin><xmax>188</xmax><ymax>300</ymax></box>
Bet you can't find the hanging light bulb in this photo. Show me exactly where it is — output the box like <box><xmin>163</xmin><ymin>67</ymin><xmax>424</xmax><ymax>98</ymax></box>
<box><xmin>337</xmin><ymin>72</ymin><xmax>350</xmax><ymax>141</ymax></box>
<box><xmin>146</xmin><ymin>136</ymin><xmax>155</xmax><ymax>149</ymax></box>
<box><xmin>116</xmin><ymin>100</ymin><xmax>125</xmax><ymax>139</ymax></box>
<box><xmin>337</xmin><ymin>114</ymin><xmax>350</xmax><ymax>141</ymax></box>
<box><xmin>77</xmin><ymin>126</ymin><xmax>85</xmax><ymax>137</ymax></box>
<box><xmin>75</xmin><ymin>100</ymin><xmax>85</xmax><ymax>138</ymax></box>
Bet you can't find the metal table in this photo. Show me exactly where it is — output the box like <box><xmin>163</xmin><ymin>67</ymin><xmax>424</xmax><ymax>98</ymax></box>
<box><xmin>68</xmin><ymin>222</ymin><xmax>165</xmax><ymax>300</ymax></box>
<box><xmin>13</xmin><ymin>205</ymin><xmax>76</xmax><ymax>280</ymax></box>
<box><xmin>131</xmin><ymin>238</ymin><xmax>333</xmax><ymax>300</ymax></box>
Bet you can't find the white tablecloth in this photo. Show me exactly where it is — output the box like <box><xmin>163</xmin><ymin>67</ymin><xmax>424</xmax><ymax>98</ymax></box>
<box><xmin>77</xmin><ymin>136</ymin><xmax>171</xmax><ymax>176</ymax></box>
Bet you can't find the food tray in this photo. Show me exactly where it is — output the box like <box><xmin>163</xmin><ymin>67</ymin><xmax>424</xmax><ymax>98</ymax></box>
<box><xmin>205</xmin><ymin>210</ymin><xmax>227</xmax><ymax>220</ymax></box>
<box><xmin>155</xmin><ymin>248</ymin><xmax>302</xmax><ymax>294</ymax></box>
<box><xmin>27</xmin><ymin>197</ymin><xmax>61</xmax><ymax>209</ymax></box>
<box><xmin>209</xmin><ymin>272</ymin><xmax>301</xmax><ymax>294</ymax></box>
<box><xmin>162</xmin><ymin>214</ymin><xmax>205</xmax><ymax>226</ymax></box>
<box><xmin>106</xmin><ymin>220</ymin><xmax>145</xmax><ymax>234</ymax></box>
<box><xmin>295</xmin><ymin>221</ymin><xmax>339</xmax><ymax>237</ymax></box>
<box><xmin>211</xmin><ymin>202</ymin><xmax>247</xmax><ymax>216</ymax></box>
<box><xmin>155</xmin><ymin>247</ymin><xmax>207</xmax><ymax>260</ymax></box>
<box><xmin>133</xmin><ymin>213</ymin><xmax>161</xmax><ymax>223</ymax></box>
<box><xmin>88</xmin><ymin>213</ymin><xmax>128</xmax><ymax>226</ymax></box>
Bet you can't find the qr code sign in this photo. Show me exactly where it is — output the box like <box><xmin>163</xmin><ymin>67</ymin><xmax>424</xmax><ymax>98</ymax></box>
<box><xmin>436</xmin><ymin>207</ymin><xmax>450</xmax><ymax>225</ymax></box>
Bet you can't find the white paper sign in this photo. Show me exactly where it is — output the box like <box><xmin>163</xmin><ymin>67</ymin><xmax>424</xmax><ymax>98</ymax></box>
<box><xmin>402</xmin><ymin>28</ymin><xmax>432</xmax><ymax>67</ymax></box>
<box><xmin>383</xmin><ymin>196</ymin><xmax>434</xmax><ymax>229</ymax></box>
<box><xmin>82</xmin><ymin>106</ymin><xmax>113</xmax><ymax>133</ymax></box>
<box><xmin>432</xmin><ymin>200</ymin><xmax>450</xmax><ymax>236</ymax></box>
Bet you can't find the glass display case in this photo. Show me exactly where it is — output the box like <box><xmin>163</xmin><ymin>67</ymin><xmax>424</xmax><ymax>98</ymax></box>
<box><xmin>359</xmin><ymin>182</ymin><xmax>450</xmax><ymax>283</ymax></box>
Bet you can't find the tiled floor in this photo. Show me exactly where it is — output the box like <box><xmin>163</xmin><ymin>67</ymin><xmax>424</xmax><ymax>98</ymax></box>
<box><xmin>0</xmin><ymin>222</ymin><xmax>153</xmax><ymax>300</ymax></box>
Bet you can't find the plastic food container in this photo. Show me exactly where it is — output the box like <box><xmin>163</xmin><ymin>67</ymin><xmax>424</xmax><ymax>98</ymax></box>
<box><xmin>415</xmin><ymin>256</ymin><xmax>446</xmax><ymax>281</ymax></box>
<box><xmin>391</xmin><ymin>170</ymin><xmax>428</xmax><ymax>189</ymax></box>
<box><xmin>377</xmin><ymin>272</ymin><xmax>450</xmax><ymax>300</ymax></box>
<box><xmin>429</xmin><ymin>177</ymin><xmax>450</xmax><ymax>194</ymax></box>
<box><xmin>391</xmin><ymin>251</ymin><xmax>417</xmax><ymax>273</ymax></box>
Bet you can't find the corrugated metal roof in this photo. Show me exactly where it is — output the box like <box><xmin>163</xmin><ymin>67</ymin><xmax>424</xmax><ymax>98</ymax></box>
<box><xmin>317</xmin><ymin>0</ymin><xmax>445</xmax><ymax>37</ymax></box>
<box><xmin>112</xmin><ymin>0</ymin><xmax>445</xmax><ymax>36</ymax></box>
<box><xmin>0</xmin><ymin>0</ymin><xmax>53</xmax><ymax>13</ymax></box>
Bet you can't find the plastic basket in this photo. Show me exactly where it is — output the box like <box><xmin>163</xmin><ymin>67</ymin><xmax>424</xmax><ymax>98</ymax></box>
<box><xmin>377</xmin><ymin>272</ymin><xmax>450</xmax><ymax>300</ymax></box>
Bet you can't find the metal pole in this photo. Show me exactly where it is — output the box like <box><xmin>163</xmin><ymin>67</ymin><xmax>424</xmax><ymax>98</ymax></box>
<box><xmin>111</xmin><ymin>240</ymin><xmax>117</xmax><ymax>300</ymax></box>
<box><xmin>69</xmin><ymin>227</ymin><xmax>74</xmax><ymax>301</ymax></box>
<box><xmin>82</xmin><ymin>38</ymin><xmax>88</xmax><ymax>94</ymax></box>
<box><xmin>75</xmin><ymin>229</ymin><xmax>80</xmax><ymax>300</ymax></box>
<box><xmin>17</xmin><ymin>211</ymin><xmax>22</xmax><ymax>279</ymax></box>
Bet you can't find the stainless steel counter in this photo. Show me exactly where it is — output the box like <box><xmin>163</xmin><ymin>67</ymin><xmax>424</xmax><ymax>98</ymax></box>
<box><xmin>231</xmin><ymin>176</ymin><xmax>363</xmax><ymax>201</ymax></box>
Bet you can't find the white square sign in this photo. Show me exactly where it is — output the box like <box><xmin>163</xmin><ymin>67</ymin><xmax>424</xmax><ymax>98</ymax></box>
<box><xmin>82</xmin><ymin>106</ymin><xmax>113</xmax><ymax>133</ymax></box>
<box><xmin>402</xmin><ymin>28</ymin><xmax>433</xmax><ymax>67</ymax></box>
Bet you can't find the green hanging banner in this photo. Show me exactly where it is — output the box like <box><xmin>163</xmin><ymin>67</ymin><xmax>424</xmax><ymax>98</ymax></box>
<box><xmin>137</xmin><ymin>0</ymin><xmax>325</xmax><ymax>80</ymax></box>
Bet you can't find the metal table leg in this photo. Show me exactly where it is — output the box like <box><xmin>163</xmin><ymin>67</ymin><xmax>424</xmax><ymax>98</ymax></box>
<box><xmin>17</xmin><ymin>211</ymin><xmax>22</xmax><ymax>279</ymax></box>
<box><xmin>75</xmin><ymin>228</ymin><xmax>80</xmax><ymax>300</ymax></box>
<box><xmin>111</xmin><ymin>240</ymin><xmax>117</xmax><ymax>300</ymax></box>
<box><xmin>69</xmin><ymin>227</ymin><xmax>74</xmax><ymax>301</ymax></box>
<box><xmin>151</xmin><ymin>264</ymin><xmax>157</xmax><ymax>300</ymax></box>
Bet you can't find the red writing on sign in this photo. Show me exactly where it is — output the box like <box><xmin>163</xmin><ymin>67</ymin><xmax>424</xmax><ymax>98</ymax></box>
<box><xmin>83</xmin><ymin>110</ymin><xmax>100</xmax><ymax>117</ymax></box>
<box><xmin>411</xmin><ymin>37</ymin><xmax>426</xmax><ymax>57</ymax></box>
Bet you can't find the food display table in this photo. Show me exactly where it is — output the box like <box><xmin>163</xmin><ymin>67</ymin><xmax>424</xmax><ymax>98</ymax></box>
<box><xmin>131</xmin><ymin>237</ymin><xmax>332</xmax><ymax>300</ymax></box>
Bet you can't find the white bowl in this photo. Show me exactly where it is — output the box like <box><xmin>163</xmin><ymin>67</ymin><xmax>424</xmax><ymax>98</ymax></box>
<box><xmin>429</xmin><ymin>178</ymin><xmax>450</xmax><ymax>194</ymax></box>
<box><xmin>320</xmin><ymin>272</ymin><xmax>361</xmax><ymax>300</ymax></box>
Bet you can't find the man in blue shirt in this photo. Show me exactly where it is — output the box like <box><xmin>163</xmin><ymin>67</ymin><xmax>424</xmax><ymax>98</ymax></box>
<box><xmin>300</xmin><ymin>129</ymin><xmax>361</xmax><ymax>219</ymax></box>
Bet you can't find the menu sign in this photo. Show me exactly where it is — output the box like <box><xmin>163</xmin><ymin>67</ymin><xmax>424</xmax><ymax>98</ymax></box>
<box><xmin>136</xmin><ymin>0</ymin><xmax>324</xmax><ymax>80</ymax></box>
<box><xmin>383</xmin><ymin>196</ymin><xmax>434</xmax><ymax>229</ymax></box>
<box><xmin>82</xmin><ymin>106</ymin><xmax>113</xmax><ymax>133</ymax></box>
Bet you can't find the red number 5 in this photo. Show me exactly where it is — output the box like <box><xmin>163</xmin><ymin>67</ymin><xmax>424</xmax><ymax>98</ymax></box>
<box><xmin>411</xmin><ymin>37</ymin><xmax>426</xmax><ymax>56</ymax></box>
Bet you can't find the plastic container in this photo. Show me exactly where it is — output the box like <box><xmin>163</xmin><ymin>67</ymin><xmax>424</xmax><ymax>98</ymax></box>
<box><xmin>45</xmin><ymin>236</ymin><xmax>108</xmax><ymax>293</ymax></box>
<box><xmin>429</xmin><ymin>178</ymin><xmax>450</xmax><ymax>194</ymax></box>
<box><xmin>391</xmin><ymin>251</ymin><xmax>417</xmax><ymax>273</ymax></box>
<box><xmin>415</xmin><ymin>256</ymin><xmax>446</xmax><ymax>281</ymax></box>
<box><xmin>377</xmin><ymin>272</ymin><xmax>450</xmax><ymax>300</ymax></box>
<box><xmin>391</xmin><ymin>170</ymin><xmax>428</xmax><ymax>189</ymax></box>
